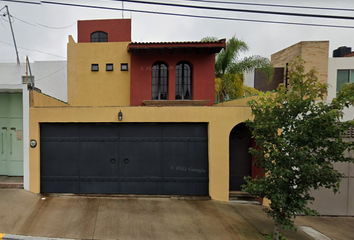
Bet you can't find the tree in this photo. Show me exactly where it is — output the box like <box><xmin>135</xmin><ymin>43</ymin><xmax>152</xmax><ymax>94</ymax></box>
<box><xmin>243</xmin><ymin>57</ymin><xmax>354</xmax><ymax>240</ymax></box>
<box><xmin>202</xmin><ymin>36</ymin><xmax>273</xmax><ymax>102</ymax></box>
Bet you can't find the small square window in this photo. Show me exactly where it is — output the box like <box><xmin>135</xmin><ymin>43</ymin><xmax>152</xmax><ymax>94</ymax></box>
<box><xmin>106</xmin><ymin>63</ymin><xmax>114</xmax><ymax>71</ymax></box>
<box><xmin>22</xmin><ymin>75</ymin><xmax>35</xmax><ymax>84</ymax></box>
<box><xmin>121</xmin><ymin>63</ymin><xmax>128</xmax><ymax>71</ymax></box>
<box><xmin>91</xmin><ymin>64</ymin><xmax>99</xmax><ymax>71</ymax></box>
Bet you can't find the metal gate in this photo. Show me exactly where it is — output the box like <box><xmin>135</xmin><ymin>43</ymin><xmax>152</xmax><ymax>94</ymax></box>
<box><xmin>40</xmin><ymin>123</ymin><xmax>208</xmax><ymax>195</ymax></box>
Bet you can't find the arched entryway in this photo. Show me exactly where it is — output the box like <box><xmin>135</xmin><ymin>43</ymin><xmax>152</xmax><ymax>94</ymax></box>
<box><xmin>229</xmin><ymin>122</ymin><xmax>252</xmax><ymax>192</ymax></box>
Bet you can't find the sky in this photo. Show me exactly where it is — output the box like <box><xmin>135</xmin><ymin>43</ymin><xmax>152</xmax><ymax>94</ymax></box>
<box><xmin>1</xmin><ymin>0</ymin><xmax>354</xmax><ymax>64</ymax></box>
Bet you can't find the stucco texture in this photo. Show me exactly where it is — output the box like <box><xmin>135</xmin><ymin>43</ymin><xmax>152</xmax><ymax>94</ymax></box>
<box><xmin>29</xmin><ymin>105</ymin><xmax>252</xmax><ymax>202</ymax></box>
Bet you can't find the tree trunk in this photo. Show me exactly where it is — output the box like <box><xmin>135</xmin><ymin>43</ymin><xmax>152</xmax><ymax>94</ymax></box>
<box><xmin>273</xmin><ymin>222</ymin><xmax>280</xmax><ymax>240</ymax></box>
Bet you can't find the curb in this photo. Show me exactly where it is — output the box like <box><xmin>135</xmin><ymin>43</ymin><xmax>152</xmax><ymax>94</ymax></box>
<box><xmin>0</xmin><ymin>233</ymin><xmax>75</xmax><ymax>240</ymax></box>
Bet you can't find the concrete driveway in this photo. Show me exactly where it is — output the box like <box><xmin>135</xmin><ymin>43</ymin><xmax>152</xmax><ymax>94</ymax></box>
<box><xmin>0</xmin><ymin>189</ymin><xmax>353</xmax><ymax>240</ymax></box>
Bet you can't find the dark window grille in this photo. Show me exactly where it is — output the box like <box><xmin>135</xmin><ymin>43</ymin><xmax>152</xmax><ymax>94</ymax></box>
<box><xmin>90</xmin><ymin>31</ymin><xmax>108</xmax><ymax>42</ymax></box>
<box><xmin>152</xmin><ymin>62</ymin><xmax>168</xmax><ymax>100</ymax></box>
<box><xmin>175</xmin><ymin>62</ymin><xmax>192</xmax><ymax>100</ymax></box>
<box><xmin>106</xmin><ymin>63</ymin><xmax>113</xmax><ymax>71</ymax></box>
<box><xmin>91</xmin><ymin>64</ymin><xmax>99</xmax><ymax>71</ymax></box>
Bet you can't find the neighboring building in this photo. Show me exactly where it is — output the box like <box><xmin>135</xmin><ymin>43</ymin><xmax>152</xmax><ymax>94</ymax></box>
<box><xmin>250</xmin><ymin>41</ymin><xmax>354</xmax><ymax>215</ymax></box>
<box><xmin>28</xmin><ymin>19</ymin><xmax>259</xmax><ymax>202</ymax></box>
<box><xmin>0</xmin><ymin>61</ymin><xmax>66</xmax><ymax>190</ymax></box>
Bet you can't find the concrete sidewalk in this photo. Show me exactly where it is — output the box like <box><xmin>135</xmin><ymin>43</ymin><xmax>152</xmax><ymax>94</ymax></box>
<box><xmin>0</xmin><ymin>189</ymin><xmax>353</xmax><ymax>240</ymax></box>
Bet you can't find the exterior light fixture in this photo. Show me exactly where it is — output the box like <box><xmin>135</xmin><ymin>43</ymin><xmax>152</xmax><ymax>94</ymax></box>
<box><xmin>118</xmin><ymin>110</ymin><xmax>123</xmax><ymax>121</ymax></box>
<box><xmin>30</xmin><ymin>139</ymin><xmax>37</xmax><ymax>148</ymax></box>
<box><xmin>121</xmin><ymin>63</ymin><xmax>128</xmax><ymax>71</ymax></box>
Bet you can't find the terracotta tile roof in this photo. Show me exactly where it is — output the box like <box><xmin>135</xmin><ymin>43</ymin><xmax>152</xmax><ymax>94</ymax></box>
<box><xmin>127</xmin><ymin>39</ymin><xmax>226</xmax><ymax>53</ymax></box>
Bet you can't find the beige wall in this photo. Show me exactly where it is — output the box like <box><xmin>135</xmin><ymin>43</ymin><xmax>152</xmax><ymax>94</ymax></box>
<box><xmin>271</xmin><ymin>41</ymin><xmax>329</xmax><ymax>86</ymax></box>
<box><xmin>67</xmin><ymin>36</ymin><xmax>131</xmax><ymax>107</ymax></box>
<box><xmin>29</xmin><ymin>105</ymin><xmax>252</xmax><ymax>202</ymax></box>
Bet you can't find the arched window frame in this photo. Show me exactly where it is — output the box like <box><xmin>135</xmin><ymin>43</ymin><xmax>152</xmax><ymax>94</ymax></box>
<box><xmin>151</xmin><ymin>62</ymin><xmax>168</xmax><ymax>100</ymax></box>
<box><xmin>175</xmin><ymin>61</ymin><xmax>192</xmax><ymax>100</ymax></box>
<box><xmin>90</xmin><ymin>31</ymin><xmax>108</xmax><ymax>42</ymax></box>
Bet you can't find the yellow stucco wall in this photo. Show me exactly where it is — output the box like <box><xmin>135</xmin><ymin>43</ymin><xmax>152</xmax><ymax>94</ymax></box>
<box><xmin>29</xmin><ymin>105</ymin><xmax>252</xmax><ymax>202</ymax></box>
<box><xmin>30</xmin><ymin>91</ymin><xmax>69</xmax><ymax>107</ymax></box>
<box><xmin>67</xmin><ymin>36</ymin><xmax>130</xmax><ymax>107</ymax></box>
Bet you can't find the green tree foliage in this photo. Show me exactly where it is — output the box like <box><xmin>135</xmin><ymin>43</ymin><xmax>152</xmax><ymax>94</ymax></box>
<box><xmin>202</xmin><ymin>36</ymin><xmax>273</xmax><ymax>102</ymax></box>
<box><xmin>243</xmin><ymin>57</ymin><xmax>354</xmax><ymax>240</ymax></box>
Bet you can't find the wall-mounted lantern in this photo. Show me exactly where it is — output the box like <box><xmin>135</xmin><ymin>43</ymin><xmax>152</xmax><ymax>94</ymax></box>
<box><xmin>118</xmin><ymin>110</ymin><xmax>123</xmax><ymax>121</ymax></box>
<box><xmin>30</xmin><ymin>139</ymin><xmax>37</xmax><ymax>148</ymax></box>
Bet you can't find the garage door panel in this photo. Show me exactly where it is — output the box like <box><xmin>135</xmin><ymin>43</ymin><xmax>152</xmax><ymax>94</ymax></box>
<box><xmin>162</xmin><ymin>142</ymin><xmax>188</xmax><ymax>177</ymax></box>
<box><xmin>119</xmin><ymin>142</ymin><xmax>161</xmax><ymax>177</ymax></box>
<box><xmin>41</xmin><ymin>123</ymin><xmax>80</xmax><ymax>137</ymax></box>
<box><xmin>40</xmin><ymin>123</ymin><xmax>208</xmax><ymax>195</ymax></box>
<box><xmin>80</xmin><ymin>180</ymin><xmax>119</xmax><ymax>194</ymax></box>
<box><xmin>120</xmin><ymin>182</ymin><xmax>163</xmax><ymax>195</ymax></box>
<box><xmin>120</xmin><ymin>124</ymin><xmax>161</xmax><ymax>137</ymax></box>
<box><xmin>41</xmin><ymin>141</ymin><xmax>80</xmax><ymax>176</ymax></box>
<box><xmin>80</xmin><ymin>142</ymin><xmax>118</xmax><ymax>176</ymax></box>
<box><xmin>41</xmin><ymin>180</ymin><xmax>80</xmax><ymax>193</ymax></box>
<box><xmin>80</xmin><ymin>124</ymin><xmax>119</xmax><ymax>137</ymax></box>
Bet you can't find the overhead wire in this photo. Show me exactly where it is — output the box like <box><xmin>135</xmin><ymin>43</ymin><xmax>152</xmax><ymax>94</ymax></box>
<box><xmin>114</xmin><ymin>0</ymin><xmax>354</xmax><ymax>20</ymax></box>
<box><xmin>35</xmin><ymin>63</ymin><xmax>67</xmax><ymax>82</ymax></box>
<box><xmin>40</xmin><ymin>1</ymin><xmax>354</xmax><ymax>29</ymax></box>
<box><xmin>182</xmin><ymin>0</ymin><xmax>354</xmax><ymax>13</ymax></box>
<box><xmin>0</xmin><ymin>39</ymin><xmax>67</xmax><ymax>58</ymax></box>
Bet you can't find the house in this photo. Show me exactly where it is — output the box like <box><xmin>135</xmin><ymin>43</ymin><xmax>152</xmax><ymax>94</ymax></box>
<box><xmin>0</xmin><ymin>61</ymin><xmax>66</xmax><ymax>190</ymax></box>
<box><xmin>28</xmin><ymin>18</ymin><xmax>259</xmax><ymax>202</ymax></box>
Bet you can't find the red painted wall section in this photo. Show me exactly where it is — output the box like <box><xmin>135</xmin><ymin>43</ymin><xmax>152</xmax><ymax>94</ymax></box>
<box><xmin>78</xmin><ymin>19</ymin><xmax>131</xmax><ymax>43</ymax></box>
<box><xmin>130</xmin><ymin>51</ymin><xmax>216</xmax><ymax>106</ymax></box>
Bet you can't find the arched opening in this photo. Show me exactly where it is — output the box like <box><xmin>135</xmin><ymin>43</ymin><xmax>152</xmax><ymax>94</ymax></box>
<box><xmin>90</xmin><ymin>31</ymin><xmax>108</xmax><ymax>42</ymax></box>
<box><xmin>175</xmin><ymin>61</ymin><xmax>192</xmax><ymax>100</ymax></box>
<box><xmin>229</xmin><ymin>122</ymin><xmax>252</xmax><ymax>192</ymax></box>
<box><xmin>151</xmin><ymin>61</ymin><xmax>168</xmax><ymax>100</ymax></box>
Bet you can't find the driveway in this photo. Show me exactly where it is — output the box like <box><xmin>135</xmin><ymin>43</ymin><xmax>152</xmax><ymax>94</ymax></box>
<box><xmin>0</xmin><ymin>189</ymin><xmax>352</xmax><ymax>240</ymax></box>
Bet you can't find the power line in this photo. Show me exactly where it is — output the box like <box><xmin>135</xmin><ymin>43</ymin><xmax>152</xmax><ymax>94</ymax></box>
<box><xmin>40</xmin><ymin>1</ymin><xmax>354</xmax><ymax>29</ymax></box>
<box><xmin>36</xmin><ymin>63</ymin><xmax>66</xmax><ymax>82</ymax></box>
<box><xmin>115</xmin><ymin>0</ymin><xmax>354</xmax><ymax>20</ymax></box>
<box><xmin>0</xmin><ymin>0</ymin><xmax>40</xmax><ymax>5</ymax></box>
<box><xmin>0</xmin><ymin>40</ymin><xmax>66</xmax><ymax>58</ymax></box>
<box><xmin>183</xmin><ymin>0</ymin><xmax>354</xmax><ymax>13</ymax></box>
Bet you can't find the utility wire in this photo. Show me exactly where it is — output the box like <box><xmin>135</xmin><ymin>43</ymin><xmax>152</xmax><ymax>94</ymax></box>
<box><xmin>36</xmin><ymin>63</ymin><xmax>66</xmax><ymax>82</ymax></box>
<box><xmin>0</xmin><ymin>40</ymin><xmax>66</xmax><ymax>58</ymax></box>
<box><xmin>114</xmin><ymin>0</ymin><xmax>354</xmax><ymax>20</ymax></box>
<box><xmin>40</xmin><ymin>1</ymin><xmax>354</xmax><ymax>29</ymax></box>
<box><xmin>183</xmin><ymin>0</ymin><xmax>354</xmax><ymax>12</ymax></box>
<box><xmin>0</xmin><ymin>0</ymin><xmax>40</xmax><ymax>5</ymax></box>
<box><xmin>4</xmin><ymin>12</ymin><xmax>76</xmax><ymax>28</ymax></box>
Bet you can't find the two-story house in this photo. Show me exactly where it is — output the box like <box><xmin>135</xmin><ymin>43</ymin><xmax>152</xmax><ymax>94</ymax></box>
<box><xmin>28</xmin><ymin>18</ymin><xmax>259</xmax><ymax>202</ymax></box>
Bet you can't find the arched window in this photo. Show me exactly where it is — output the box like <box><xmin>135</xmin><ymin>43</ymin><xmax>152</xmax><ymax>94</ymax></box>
<box><xmin>90</xmin><ymin>31</ymin><xmax>108</xmax><ymax>42</ymax></box>
<box><xmin>151</xmin><ymin>62</ymin><xmax>168</xmax><ymax>100</ymax></box>
<box><xmin>175</xmin><ymin>62</ymin><xmax>192</xmax><ymax>100</ymax></box>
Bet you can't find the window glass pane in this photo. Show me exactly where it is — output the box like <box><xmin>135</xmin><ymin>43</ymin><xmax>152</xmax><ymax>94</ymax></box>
<box><xmin>350</xmin><ymin>70</ymin><xmax>354</xmax><ymax>83</ymax></box>
<box><xmin>152</xmin><ymin>62</ymin><xmax>168</xmax><ymax>100</ymax></box>
<box><xmin>337</xmin><ymin>70</ymin><xmax>349</xmax><ymax>93</ymax></box>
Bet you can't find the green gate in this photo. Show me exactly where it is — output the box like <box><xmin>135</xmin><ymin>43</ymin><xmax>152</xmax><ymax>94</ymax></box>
<box><xmin>0</xmin><ymin>93</ymin><xmax>23</xmax><ymax>176</ymax></box>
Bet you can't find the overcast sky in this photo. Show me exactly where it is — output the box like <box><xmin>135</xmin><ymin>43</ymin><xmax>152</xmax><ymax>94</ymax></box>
<box><xmin>1</xmin><ymin>0</ymin><xmax>354</xmax><ymax>64</ymax></box>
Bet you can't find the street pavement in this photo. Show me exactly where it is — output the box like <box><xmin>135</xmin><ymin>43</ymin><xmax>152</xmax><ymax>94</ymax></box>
<box><xmin>0</xmin><ymin>189</ymin><xmax>353</xmax><ymax>240</ymax></box>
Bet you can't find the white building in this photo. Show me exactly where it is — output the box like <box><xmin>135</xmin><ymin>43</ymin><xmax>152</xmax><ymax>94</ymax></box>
<box><xmin>0</xmin><ymin>61</ymin><xmax>67</xmax><ymax>190</ymax></box>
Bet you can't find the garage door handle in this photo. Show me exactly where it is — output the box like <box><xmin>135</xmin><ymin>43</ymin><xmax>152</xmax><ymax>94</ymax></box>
<box><xmin>1</xmin><ymin>133</ymin><xmax>3</xmax><ymax>154</ymax></box>
<box><xmin>10</xmin><ymin>133</ymin><xmax>12</xmax><ymax>154</ymax></box>
<box><xmin>124</xmin><ymin>157</ymin><xmax>129</xmax><ymax>164</ymax></box>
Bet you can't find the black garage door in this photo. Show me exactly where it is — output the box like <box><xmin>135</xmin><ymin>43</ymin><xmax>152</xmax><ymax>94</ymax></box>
<box><xmin>40</xmin><ymin>123</ymin><xmax>208</xmax><ymax>195</ymax></box>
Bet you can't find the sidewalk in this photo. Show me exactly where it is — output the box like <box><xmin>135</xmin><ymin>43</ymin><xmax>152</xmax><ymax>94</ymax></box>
<box><xmin>0</xmin><ymin>189</ymin><xmax>353</xmax><ymax>240</ymax></box>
